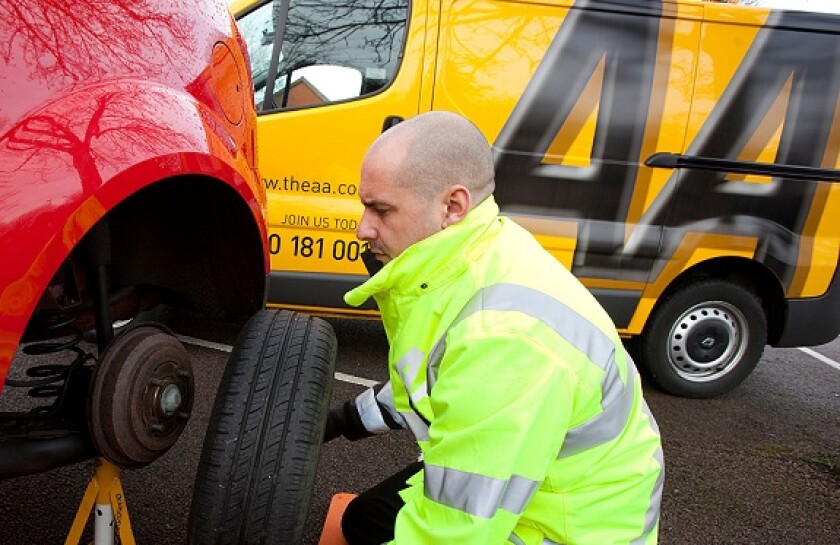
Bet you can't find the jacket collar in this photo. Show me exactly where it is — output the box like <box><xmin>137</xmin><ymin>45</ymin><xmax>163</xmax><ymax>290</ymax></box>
<box><xmin>345</xmin><ymin>196</ymin><xmax>500</xmax><ymax>306</ymax></box>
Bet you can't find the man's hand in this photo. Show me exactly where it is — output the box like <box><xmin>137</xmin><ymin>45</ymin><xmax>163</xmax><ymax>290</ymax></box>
<box><xmin>323</xmin><ymin>408</ymin><xmax>342</xmax><ymax>443</ymax></box>
<box><xmin>322</xmin><ymin>400</ymin><xmax>376</xmax><ymax>443</ymax></box>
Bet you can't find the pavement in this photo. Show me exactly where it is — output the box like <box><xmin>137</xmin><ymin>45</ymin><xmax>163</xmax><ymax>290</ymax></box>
<box><xmin>0</xmin><ymin>315</ymin><xmax>837</xmax><ymax>544</ymax></box>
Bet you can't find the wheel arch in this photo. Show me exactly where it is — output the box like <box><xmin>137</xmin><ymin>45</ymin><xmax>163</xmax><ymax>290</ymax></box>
<box><xmin>1</xmin><ymin>78</ymin><xmax>264</xmax><ymax>374</ymax></box>
<box><xmin>653</xmin><ymin>256</ymin><xmax>786</xmax><ymax>346</ymax></box>
<box><xmin>104</xmin><ymin>174</ymin><xmax>267</xmax><ymax>323</ymax></box>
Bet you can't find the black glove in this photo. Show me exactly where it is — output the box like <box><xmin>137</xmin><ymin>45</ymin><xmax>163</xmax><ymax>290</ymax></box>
<box><xmin>323</xmin><ymin>408</ymin><xmax>342</xmax><ymax>443</ymax></box>
<box><xmin>322</xmin><ymin>399</ymin><xmax>374</xmax><ymax>443</ymax></box>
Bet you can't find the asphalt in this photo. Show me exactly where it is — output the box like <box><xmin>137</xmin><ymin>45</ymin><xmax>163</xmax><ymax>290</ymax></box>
<box><xmin>0</xmin><ymin>315</ymin><xmax>837</xmax><ymax>544</ymax></box>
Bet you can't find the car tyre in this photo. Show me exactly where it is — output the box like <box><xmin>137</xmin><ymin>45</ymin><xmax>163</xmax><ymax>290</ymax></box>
<box><xmin>637</xmin><ymin>279</ymin><xmax>766</xmax><ymax>398</ymax></box>
<box><xmin>188</xmin><ymin>309</ymin><xmax>337</xmax><ymax>545</ymax></box>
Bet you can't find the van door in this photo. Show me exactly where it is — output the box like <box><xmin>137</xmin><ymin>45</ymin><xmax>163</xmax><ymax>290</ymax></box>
<box><xmin>627</xmin><ymin>2</ymin><xmax>840</xmax><ymax>397</ymax></box>
<box><xmin>235</xmin><ymin>0</ymin><xmax>430</xmax><ymax>313</ymax></box>
<box><xmin>433</xmin><ymin>0</ymin><xmax>701</xmax><ymax>330</ymax></box>
<box><xmin>654</xmin><ymin>2</ymin><xmax>840</xmax><ymax>300</ymax></box>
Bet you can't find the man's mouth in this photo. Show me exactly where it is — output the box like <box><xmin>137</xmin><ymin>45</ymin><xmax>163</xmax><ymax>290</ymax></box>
<box><xmin>368</xmin><ymin>245</ymin><xmax>387</xmax><ymax>261</ymax></box>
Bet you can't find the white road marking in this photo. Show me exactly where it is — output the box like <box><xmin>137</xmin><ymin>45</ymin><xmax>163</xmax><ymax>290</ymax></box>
<box><xmin>334</xmin><ymin>372</ymin><xmax>378</xmax><ymax>388</ymax></box>
<box><xmin>178</xmin><ymin>335</ymin><xmax>378</xmax><ymax>387</ymax></box>
<box><xmin>797</xmin><ymin>347</ymin><xmax>840</xmax><ymax>372</ymax></box>
<box><xmin>177</xmin><ymin>335</ymin><xmax>232</xmax><ymax>353</ymax></box>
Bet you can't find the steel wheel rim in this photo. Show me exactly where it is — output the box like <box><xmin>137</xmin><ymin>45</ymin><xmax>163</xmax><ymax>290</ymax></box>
<box><xmin>667</xmin><ymin>301</ymin><xmax>748</xmax><ymax>382</ymax></box>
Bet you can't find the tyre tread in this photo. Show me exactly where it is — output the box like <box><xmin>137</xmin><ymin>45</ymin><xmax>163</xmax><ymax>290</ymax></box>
<box><xmin>188</xmin><ymin>310</ymin><xmax>337</xmax><ymax>545</ymax></box>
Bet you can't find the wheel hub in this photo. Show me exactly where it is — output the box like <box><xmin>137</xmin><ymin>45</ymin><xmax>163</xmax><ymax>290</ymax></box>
<box><xmin>700</xmin><ymin>336</ymin><xmax>715</xmax><ymax>350</ymax></box>
<box><xmin>88</xmin><ymin>324</ymin><xmax>194</xmax><ymax>467</ymax></box>
<box><xmin>668</xmin><ymin>302</ymin><xmax>748</xmax><ymax>380</ymax></box>
<box><xmin>685</xmin><ymin>323</ymin><xmax>730</xmax><ymax>363</ymax></box>
<box><xmin>159</xmin><ymin>383</ymin><xmax>183</xmax><ymax>417</ymax></box>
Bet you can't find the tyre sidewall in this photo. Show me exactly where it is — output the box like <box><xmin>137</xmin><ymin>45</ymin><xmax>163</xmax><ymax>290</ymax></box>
<box><xmin>639</xmin><ymin>281</ymin><xmax>767</xmax><ymax>398</ymax></box>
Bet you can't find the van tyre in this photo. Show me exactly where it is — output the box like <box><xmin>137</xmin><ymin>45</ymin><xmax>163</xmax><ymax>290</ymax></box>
<box><xmin>637</xmin><ymin>280</ymin><xmax>766</xmax><ymax>398</ymax></box>
<box><xmin>188</xmin><ymin>309</ymin><xmax>337</xmax><ymax>545</ymax></box>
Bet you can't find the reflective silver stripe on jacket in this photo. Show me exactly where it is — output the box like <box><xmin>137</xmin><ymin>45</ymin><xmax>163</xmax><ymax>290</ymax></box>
<box><xmin>375</xmin><ymin>381</ymin><xmax>406</xmax><ymax>428</ymax></box>
<box><xmin>425</xmin><ymin>463</ymin><xmax>540</xmax><ymax>519</ymax></box>
<box><xmin>397</xmin><ymin>348</ymin><xmax>430</xmax><ymax>405</ymax></box>
<box><xmin>559</xmin><ymin>358</ymin><xmax>635</xmax><ymax>459</ymax></box>
<box><xmin>354</xmin><ymin>382</ymin><xmax>405</xmax><ymax>434</ymax></box>
<box><xmin>426</xmin><ymin>283</ymin><xmax>635</xmax><ymax>457</ymax></box>
<box><xmin>399</xmin><ymin>411</ymin><xmax>429</xmax><ymax>441</ymax></box>
<box><xmin>631</xmin><ymin>403</ymin><xmax>665</xmax><ymax>545</ymax></box>
<box><xmin>396</xmin><ymin>348</ymin><xmax>432</xmax><ymax>441</ymax></box>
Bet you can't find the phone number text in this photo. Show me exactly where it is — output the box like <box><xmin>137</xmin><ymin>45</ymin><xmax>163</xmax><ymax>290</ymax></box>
<box><xmin>268</xmin><ymin>235</ymin><xmax>368</xmax><ymax>261</ymax></box>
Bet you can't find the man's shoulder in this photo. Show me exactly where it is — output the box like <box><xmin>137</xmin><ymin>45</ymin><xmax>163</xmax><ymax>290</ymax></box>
<box><xmin>472</xmin><ymin>223</ymin><xmax>622</xmax><ymax>341</ymax></box>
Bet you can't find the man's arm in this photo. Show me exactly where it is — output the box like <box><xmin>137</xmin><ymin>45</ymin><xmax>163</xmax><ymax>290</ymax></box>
<box><xmin>324</xmin><ymin>381</ymin><xmax>406</xmax><ymax>442</ymax></box>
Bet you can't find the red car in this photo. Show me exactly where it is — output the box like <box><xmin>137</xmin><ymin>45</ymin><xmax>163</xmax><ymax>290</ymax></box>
<box><xmin>0</xmin><ymin>1</ymin><xmax>334</xmax><ymax>543</ymax></box>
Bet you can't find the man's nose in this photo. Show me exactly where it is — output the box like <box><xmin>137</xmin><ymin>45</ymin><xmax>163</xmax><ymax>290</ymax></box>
<box><xmin>356</xmin><ymin>210</ymin><xmax>375</xmax><ymax>241</ymax></box>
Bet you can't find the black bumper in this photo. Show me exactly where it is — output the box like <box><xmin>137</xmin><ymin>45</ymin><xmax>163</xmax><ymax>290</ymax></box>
<box><xmin>776</xmin><ymin>260</ymin><xmax>840</xmax><ymax>347</ymax></box>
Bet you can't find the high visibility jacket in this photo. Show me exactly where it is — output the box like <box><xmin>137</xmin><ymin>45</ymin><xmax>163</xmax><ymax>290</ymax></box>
<box><xmin>345</xmin><ymin>196</ymin><xmax>664</xmax><ymax>545</ymax></box>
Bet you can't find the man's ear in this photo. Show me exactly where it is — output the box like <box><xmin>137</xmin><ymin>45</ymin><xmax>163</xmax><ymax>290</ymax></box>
<box><xmin>441</xmin><ymin>185</ymin><xmax>472</xmax><ymax>228</ymax></box>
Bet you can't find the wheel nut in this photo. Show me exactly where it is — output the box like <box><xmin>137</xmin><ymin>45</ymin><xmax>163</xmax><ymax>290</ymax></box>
<box><xmin>160</xmin><ymin>383</ymin><xmax>182</xmax><ymax>416</ymax></box>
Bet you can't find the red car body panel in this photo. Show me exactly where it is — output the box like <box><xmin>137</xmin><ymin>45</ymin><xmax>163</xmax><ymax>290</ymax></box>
<box><xmin>0</xmin><ymin>0</ymin><xmax>267</xmax><ymax>389</ymax></box>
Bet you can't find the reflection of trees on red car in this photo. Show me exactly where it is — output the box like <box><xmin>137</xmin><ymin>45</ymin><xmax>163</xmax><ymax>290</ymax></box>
<box><xmin>0</xmin><ymin>2</ymin><xmax>336</xmax><ymax>543</ymax></box>
<box><xmin>0</xmin><ymin>0</ymin><xmax>262</xmax><ymax>354</ymax></box>
<box><xmin>0</xmin><ymin>0</ymin><xmax>267</xmax><ymax>482</ymax></box>
<box><xmin>5</xmin><ymin>89</ymin><xmax>201</xmax><ymax>194</ymax></box>
<box><xmin>0</xmin><ymin>0</ymin><xmax>193</xmax><ymax>84</ymax></box>
<box><xmin>0</xmin><ymin>0</ymin><xmax>247</xmax><ymax>161</ymax></box>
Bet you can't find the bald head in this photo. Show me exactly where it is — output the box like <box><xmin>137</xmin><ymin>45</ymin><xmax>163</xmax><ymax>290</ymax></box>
<box><xmin>356</xmin><ymin>112</ymin><xmax>496</xmax><ymax>263</ymax></box>
<box><xmin>365</xmin><ymin>111</ymin><xmax>495</xmax><ymax>206</ymax></box>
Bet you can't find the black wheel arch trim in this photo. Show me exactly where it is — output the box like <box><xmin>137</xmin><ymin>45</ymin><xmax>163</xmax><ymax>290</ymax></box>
<box><xmin>268</xmin><ymin>271</ymin><xmax>378</xmax><ymax>311</ymax></box>
<box><xmin>775</xmin><ymin>254</ymin><xmax>840</xmax><ymax>347</ymax></box>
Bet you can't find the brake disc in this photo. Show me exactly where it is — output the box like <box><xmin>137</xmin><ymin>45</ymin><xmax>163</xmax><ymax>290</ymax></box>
<box><xmin>88</xmin><ymin>324</ymin><xmax>194</xmax><ymax>467</ymax></box>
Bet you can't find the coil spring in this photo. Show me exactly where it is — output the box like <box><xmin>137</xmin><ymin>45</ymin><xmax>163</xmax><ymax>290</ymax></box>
<box><xmin>5</xmin><ymin>315</ymin><xmax>94</xmax><ymax>417</ymax></box>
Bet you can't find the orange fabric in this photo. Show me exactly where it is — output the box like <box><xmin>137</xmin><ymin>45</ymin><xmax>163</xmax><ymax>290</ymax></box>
<box><xmin>318</xmin><ymin>493</ymin><xmax>357</xmax><ymax>545</ymax></box>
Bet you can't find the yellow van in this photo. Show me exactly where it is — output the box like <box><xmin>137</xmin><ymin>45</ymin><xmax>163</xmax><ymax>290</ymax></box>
<box><xmin>231</xmin><ymin>0</ymin><xmax>840</xmax><ymax>397</ymax></box>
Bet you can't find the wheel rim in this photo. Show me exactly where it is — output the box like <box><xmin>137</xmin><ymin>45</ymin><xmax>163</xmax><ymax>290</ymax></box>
<box><xmin>667</xmin><ymin>301</ymin><xmax>748</xmax><ymax>382</ymax></box>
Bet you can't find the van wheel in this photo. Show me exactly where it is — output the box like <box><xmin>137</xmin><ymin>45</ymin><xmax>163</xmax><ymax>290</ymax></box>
<box><xmin>637</xmin><ymin>280</ymin><xmax>766</xmax><ymax>398</ymax></box>
<box><xmin>188</xmin><ymin>309</ymin><xmax>337</xmax><ymax>545</ymax></box>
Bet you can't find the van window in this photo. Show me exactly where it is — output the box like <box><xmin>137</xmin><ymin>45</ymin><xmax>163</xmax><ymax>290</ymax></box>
<box><xmin>237</xmin><ymin>0</ymin><xmax>409</xmax><ymax>112</ymax></box>
<box><xmin>237</xmin><ymin>1</ymin><xmax>274</xmax><ymax>108</ymax></box>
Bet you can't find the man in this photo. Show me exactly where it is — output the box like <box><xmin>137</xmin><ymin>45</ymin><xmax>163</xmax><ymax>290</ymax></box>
<box><xmin>325</xmin><ymin>111</ymin><xmax>664</xmax><ymax>545</ymax></box>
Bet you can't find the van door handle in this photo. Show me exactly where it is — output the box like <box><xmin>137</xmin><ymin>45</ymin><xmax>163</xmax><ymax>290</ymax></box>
<box><xmin>645</xmin><ymin>152</ymin><xmax>840</xmax><ymax>182</ymax></box>
<box><xmin>382</xmin><ymin>116</ymin><xmax>404</xmax><ymax>132</ymax></box>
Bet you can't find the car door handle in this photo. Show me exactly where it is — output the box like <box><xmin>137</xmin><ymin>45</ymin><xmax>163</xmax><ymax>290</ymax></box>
<box><xmin>382</xmin><ymin>116</ymin><xmax>404</xmax><ymax>132</ymax></box>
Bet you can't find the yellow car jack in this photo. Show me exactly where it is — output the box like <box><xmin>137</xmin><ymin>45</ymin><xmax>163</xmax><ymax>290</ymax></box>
<box><xmin>65</xmin><ymin>458</ymin><xmax>135</xmax><ymax>545</ymax></box>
